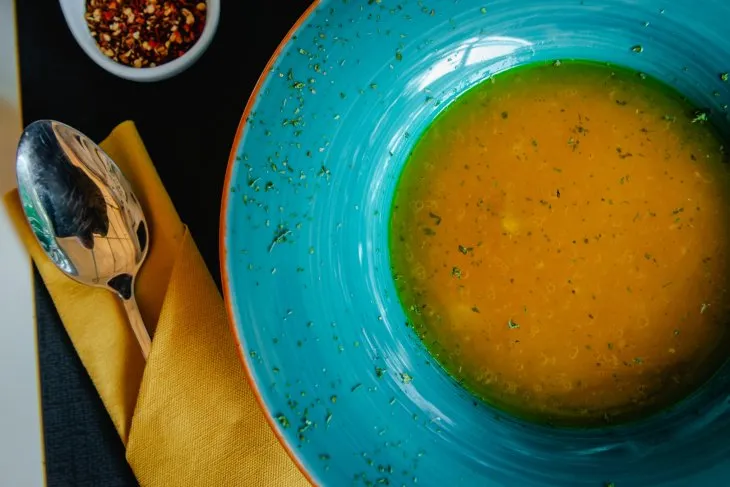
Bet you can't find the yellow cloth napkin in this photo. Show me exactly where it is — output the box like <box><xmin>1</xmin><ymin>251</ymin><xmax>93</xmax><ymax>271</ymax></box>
<box><xmin>3</xmin><ymin>121</ymin><xmax>310</xmax><ymax>487</ymax></box>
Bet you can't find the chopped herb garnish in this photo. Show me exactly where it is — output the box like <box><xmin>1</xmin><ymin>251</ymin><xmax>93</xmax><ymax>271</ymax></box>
<box><xmin>428</xmin><ymin>211</ymin><xmax>442</xmax><ymax>225</ymax></box>
<box><xmin>634</xmin><ymin>357</ymin><xmax>644</xmax><ymax>364</ymax></box>
<box><xmin>501</xmin><ymin>111</ymin><xmax>509</xmax><ymax>119</ymax></box>
<box><xmin>471</xmin><ymin>306</ymin><xmax>480</xmax><ymax>313</ymax></box>
<box><xmin>298</xmin><ymin>419</ymin><xmax>313</xmax><ymax>434</ymax></box>
<box><xmin>318</xmin><ymin>164</ymin><xmax>331</xmax><ymax>178</ymax></box>
<box><xmin>458</xmin><ymin>244</ymin><xmax>473</xmax><ymax>255</ymax></box>
<box><xmin>451</xmin><ymin>267</ymin><xmax>463</xmax><ymax>279</ymax></box>
<box><xmin>507</xmin><ymin>318</ymin><xmax>520</xmax><ymax>329</ymax></box>
<box><xmin>721</xmin><ymin>73</ymin><xmax>729</xmax><ymax>82</ymax></box>
<box><xmin>351</xmin><ymin>383</ymin><xmax>362</xmax><ymax>392</ymax></box>
<box><xmin>268</xmin><ymin>227</ymin><xmax>292</xmax><ymax>252</ymax></box>
<box><xmin>400</xmin><ymin>372</ymin><xmax>413</xmax><ymax>384</ymax></box>
<box><xmin>631</xmin><ymin>45</ymin><xmax>643</xmax><ymax>53</ymax></box>
<box><xmin>375</xmin><ymin>367</ymin><xmax>386</xmax><ymax>378</ymax></box>
<box><xmin>395</xmin><ymin>50</ymin><xmax>403</xmax><ymax>61</ymax></box>
<box><xmin>276</xmin><ymin>414</ymin><xmax>290</xmax><ymax>428</ymax></box>
<box><xmin>691</xmin><ymin>110</ymin><xmax>709</xmax><ymax>124</ymax></box>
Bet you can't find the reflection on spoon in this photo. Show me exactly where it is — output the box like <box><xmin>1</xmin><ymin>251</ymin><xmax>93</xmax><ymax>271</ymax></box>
<box><xmin>16</xmin><ymin>119</ymin><xmax>152</xmax><ymax>359</ymax></box>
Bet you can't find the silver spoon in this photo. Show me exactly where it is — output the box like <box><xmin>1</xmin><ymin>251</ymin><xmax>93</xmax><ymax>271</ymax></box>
<box><xmin>15</xmin><ymin>120</ymin><xmax>152</xmax><ymax>360</ymax></box>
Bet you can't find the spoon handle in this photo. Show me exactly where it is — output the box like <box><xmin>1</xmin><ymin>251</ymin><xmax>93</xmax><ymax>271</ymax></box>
<box><xmin>122</xmin><ymin>296</ymin><xmax>152</xmax><ymax>360</ymax></box>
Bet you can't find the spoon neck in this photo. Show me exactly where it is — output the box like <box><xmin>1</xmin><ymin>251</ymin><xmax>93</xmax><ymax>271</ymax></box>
<box><xmin>120</xmin><ymin>294</ymin><xmax>152</xmax><ymax>360</ymax></box>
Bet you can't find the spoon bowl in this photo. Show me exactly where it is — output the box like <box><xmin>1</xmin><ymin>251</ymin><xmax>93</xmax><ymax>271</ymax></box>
<box><xmin>16</xmin><ymin>120</ymin><xmax>152</xmax><ymax>358</ymax></box>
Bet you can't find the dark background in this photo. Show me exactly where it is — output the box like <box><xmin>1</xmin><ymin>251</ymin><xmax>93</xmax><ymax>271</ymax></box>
<box><xmin>16</xmin><ymin>1</ymin><xmax>312</xmax><ymax>484</ymax></box>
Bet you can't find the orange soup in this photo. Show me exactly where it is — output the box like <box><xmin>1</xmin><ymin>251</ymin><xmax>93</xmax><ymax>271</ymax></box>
<box><xmin>389</xmin><ymin>61</ymin><xmax>730</xmax><ymax>426</ymax></box>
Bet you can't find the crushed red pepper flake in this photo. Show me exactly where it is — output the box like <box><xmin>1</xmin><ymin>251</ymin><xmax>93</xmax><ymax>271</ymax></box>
<box><xmin>84</xmin><ymin>0</ymin><xmax>207</xmax><ymax>68</ymax></box>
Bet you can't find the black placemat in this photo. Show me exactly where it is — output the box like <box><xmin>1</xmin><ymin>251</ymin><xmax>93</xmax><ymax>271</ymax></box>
<box><xmin>35</xmin><ymin>265</ymin><xmax>138</xmax><ymax>487</ymax></box>
<box><xmin>15</xmin><ymin>1</ymin><xmax>312</xmax><ymax>484</ymax></box>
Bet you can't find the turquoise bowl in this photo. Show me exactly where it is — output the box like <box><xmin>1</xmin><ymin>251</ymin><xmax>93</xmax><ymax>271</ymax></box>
<box><xmin>220</xmin><ymin>1</ymin><xmax>730</xmax><ymax>485</ymax></box>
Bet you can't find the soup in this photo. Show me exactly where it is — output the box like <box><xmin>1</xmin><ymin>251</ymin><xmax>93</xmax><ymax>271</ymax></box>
<box><xmin>389</xmin><ymin>61</ymin><xmax>730</xmax><ymax>426</ymax></box>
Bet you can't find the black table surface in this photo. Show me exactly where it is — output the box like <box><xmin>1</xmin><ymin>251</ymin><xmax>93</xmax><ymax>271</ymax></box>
<box><xmin>15</xmin><ymin>1</ymin><xmax>313</xmax><ymax>485</ymax></box>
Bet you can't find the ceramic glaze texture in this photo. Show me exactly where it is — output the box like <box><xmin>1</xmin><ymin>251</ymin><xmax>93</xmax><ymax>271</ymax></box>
<box><xmin>221</xmin><ymin>1</ymin><xmax>730</xmax><ymax>486</ymax></box>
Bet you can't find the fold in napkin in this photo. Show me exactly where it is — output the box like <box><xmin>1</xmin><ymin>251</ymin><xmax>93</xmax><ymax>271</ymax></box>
<box><xmin>3</xmin><ymin>122</ymin><xmax>309</xmax><ymax>486</ymax></box>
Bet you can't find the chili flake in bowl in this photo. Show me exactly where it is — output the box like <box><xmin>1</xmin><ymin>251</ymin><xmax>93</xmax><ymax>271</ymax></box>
<box><xmin>59</xmin><ymin>0</ymin><xmax>220</xmax><ymax>82</ymax></box>
<box><xmin>85</xmin><ymin>0</ymin><xmax>207</xmax><ymax>68</ymax></box>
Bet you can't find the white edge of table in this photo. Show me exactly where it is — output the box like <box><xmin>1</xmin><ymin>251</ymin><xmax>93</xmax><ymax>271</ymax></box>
<box><xmin>0</xmin><ymin>0</ymin><xmax>45</xmax><ymax>485</ymax></box>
